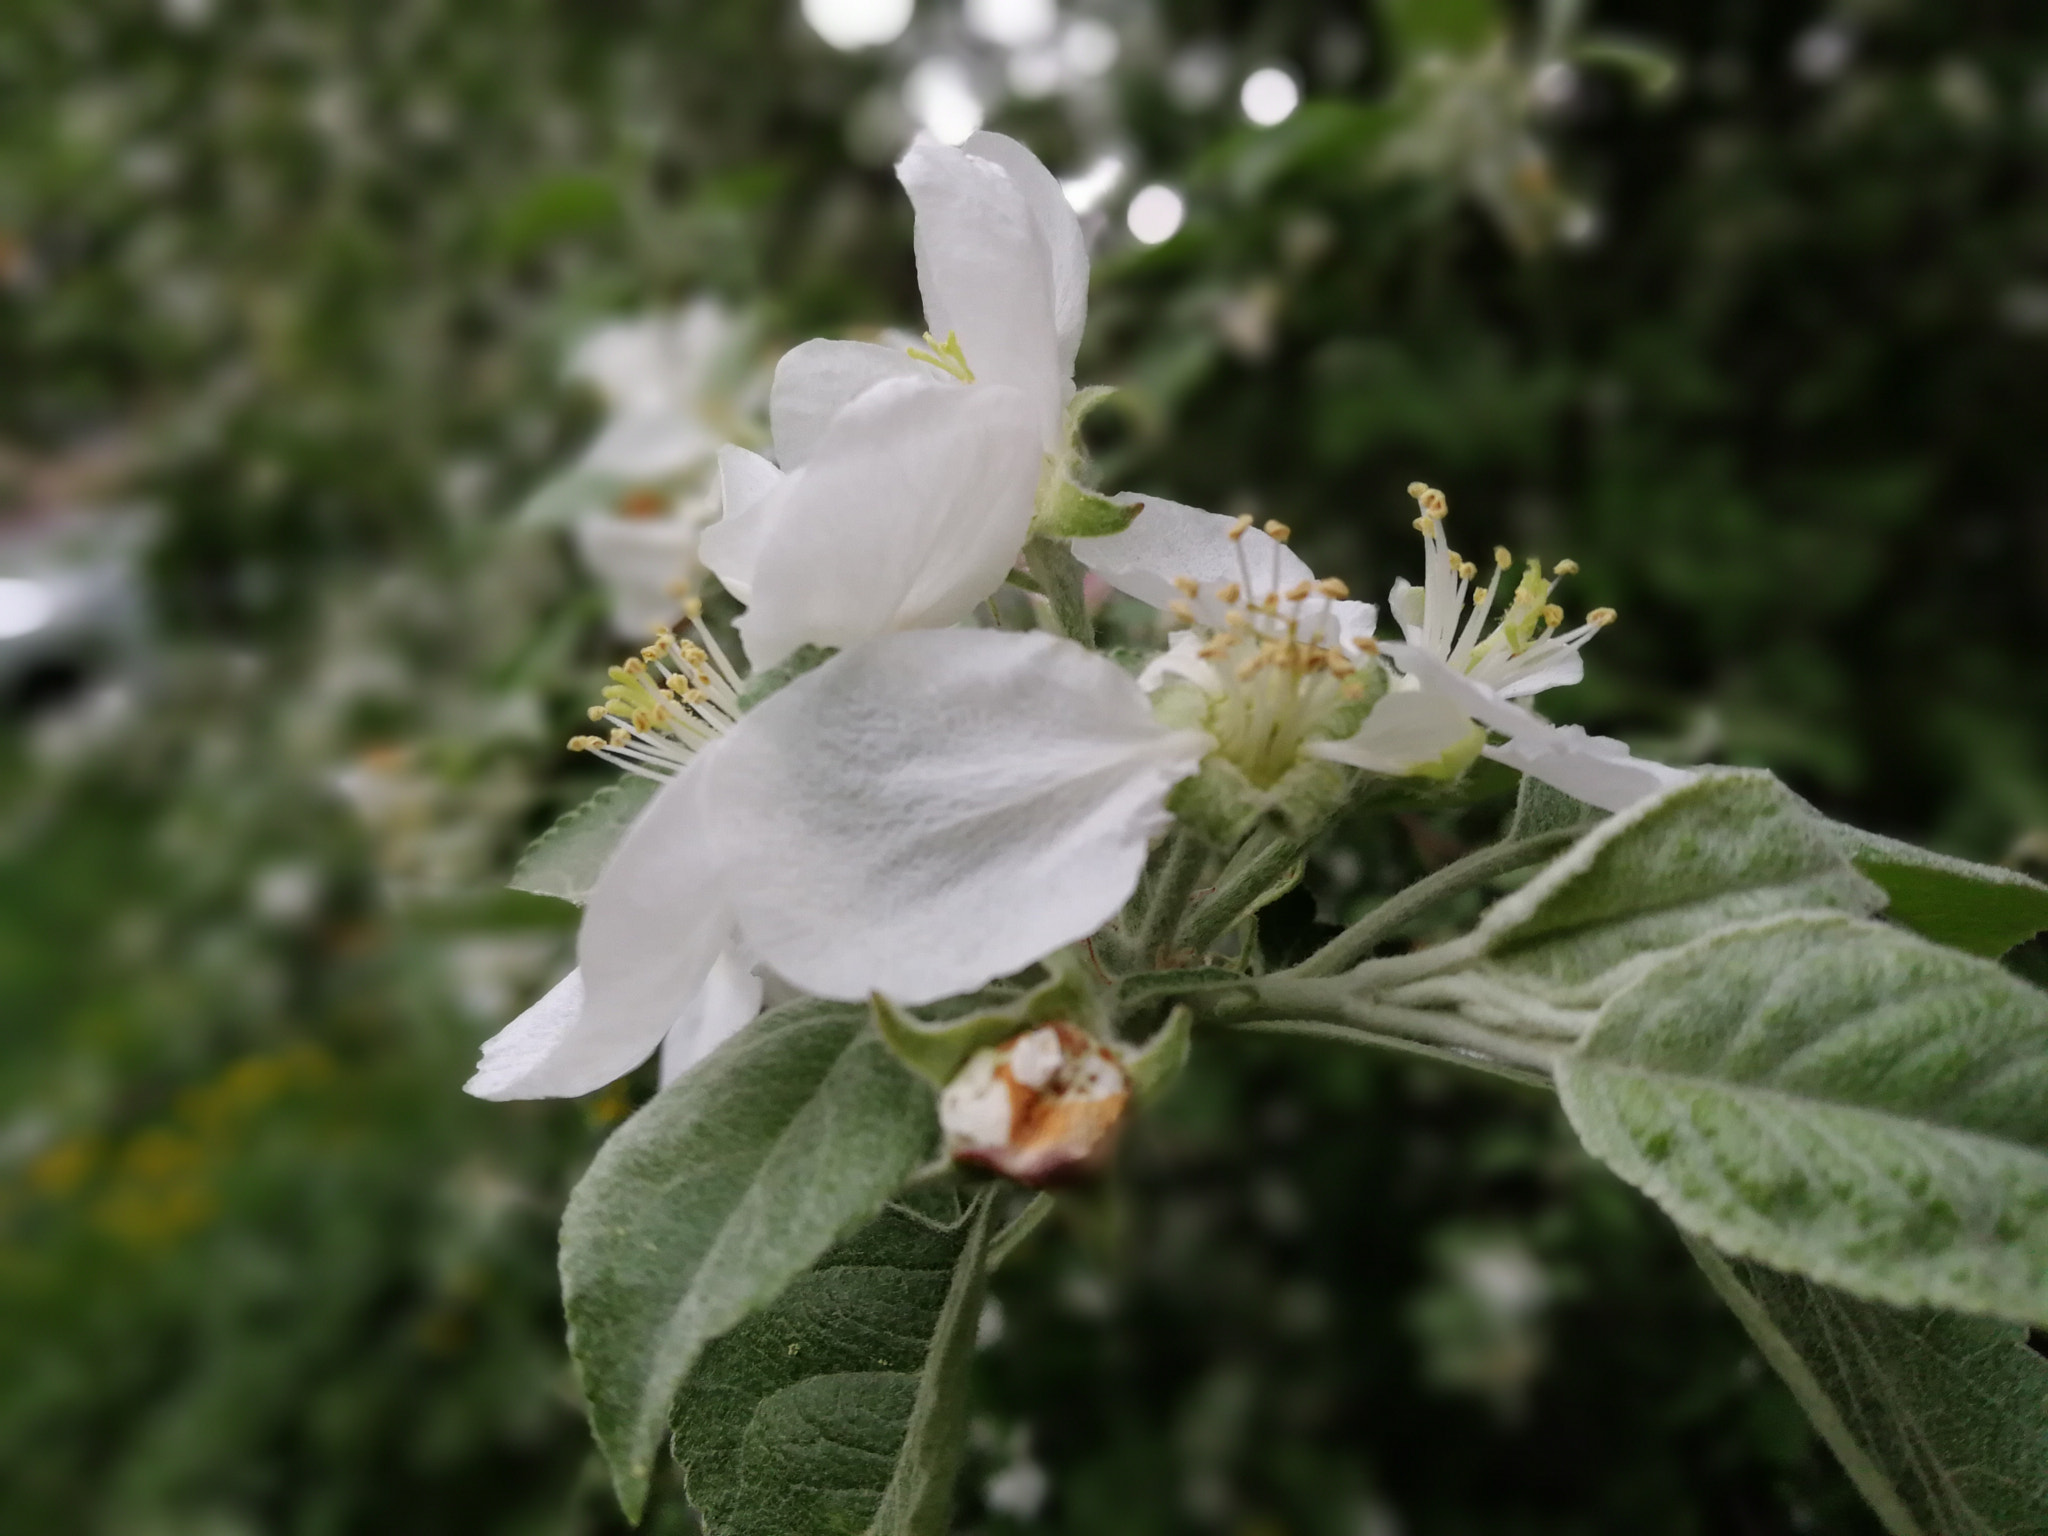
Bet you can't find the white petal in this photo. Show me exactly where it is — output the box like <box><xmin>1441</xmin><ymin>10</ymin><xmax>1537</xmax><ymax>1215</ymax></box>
<box><xmin>564</xmin><ymin>759</ymin><xmax>737</xmax><ymax>1097</ymax></box>
<box><xmin>572</xmin><ymin>509</ymin><xmax>707</xmax><ymax>639</ymax></box>
<box><xmin>712</xmin><ymin>629</ymin><xmax>1212</xmax><ymax>1005</ymax></box>
<box><xmin>897</xmin><ymin>136</ymin><xmax>1065</xmax><ymax>435</ymax></box>
<box><xmin>701</xmin><ymin>445</ymin><xmax>783</xmax><ymax>604</ymax></box>
<box><xmin>1490</xmin><ymin>647</ymin><xmax>1585</xmax><ymax>699</ymax></box>
<box><xmin>578</xmin><ymin>411</ymin><xmax>719</xmax><ymax>484</ymax></box>
<box><xmin>1072</xmin><ymin>493</ymin><xmax>1375</xmax><ymax>642</ymax></box>
<box><xmin>1309</xmin><ymin>689</ymin><xmax>1481</xmax><ymax>776</ymax></box>
<box><xmin>959</xmin><ymin>131</ymin><xmax>1089</xmax><ymax>376</ymax></box>
<box><xmin>1486</xmin><ymin>729</ymin><xmax>1695</xmax><ymax>814</ymax></box>
<box><xmin>657</xmin><ymin>944</ymin><xmax>766</xmax><ymax>1085</ymax></box>
<box><xmin>723</xmin><ymin>376</ymin><xmax>1043</xmax><ymax>671</ymax></box>
<box><xmin>1382</xmin><ymin>643</ymin><xmax>1533</xmax><ymax>736</ymax></box>
<box><xmin>769</xmin><ymin>339</ymin><xmax>939</xmax><ymax>469</ymax></box>
<box><xmin>465</xmin><ymin>967</ymin><xmax>589</xmax><ymax>1100</ymax></box>
<box><xmin>1386</xmin><ymin>578</ymin><xmax>1428</xmax><ymax>646</ymax></box>
<box><xmin>1135</xmin><ymin>630</ymin><xmax>1224</xmax><ymax>694</ymax></box>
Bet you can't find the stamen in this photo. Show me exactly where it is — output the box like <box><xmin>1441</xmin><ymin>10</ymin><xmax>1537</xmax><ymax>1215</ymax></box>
<box><xmin>904</xmin><ymin>329</ymin><xmax>976</xmax><ymax>383</ymax></box>
<box><xmin>1226</xmin><ymin>514</ymin><xmax>1255</xmax><ymax>541</ymax></box>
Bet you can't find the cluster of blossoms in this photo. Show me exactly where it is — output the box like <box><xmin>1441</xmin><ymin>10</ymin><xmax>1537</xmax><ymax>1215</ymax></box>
<box><xmin>471</xmin><ymin>131</ymin><xmax>1686</xmax><ymax>1136</ymax></box>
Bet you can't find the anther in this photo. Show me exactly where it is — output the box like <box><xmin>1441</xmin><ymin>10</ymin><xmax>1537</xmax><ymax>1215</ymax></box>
<box><xmin>1553</xmin><ymin>559</ymin><xmax>1579</xmax><ymax>576</ymax></box>
<box><xmin>1215</xmin><ymin>582</ymin><xmax>1241</xmax><ymax>604</ymax></box>
<box><xmin>1587</xmin><ymin>607</ymin><xmax>1617</xmax><ymax>626</ymax></box>
<box><xmin>1315</xmin><ymin>577</ymin><xmax>1350</xmax><ymax>598</ymax></box>
<box><xmin>1494</xmin><ymin>546</ymin><xmax>1512</xmax><ymax>571</ymax></box>
<box><xmin>1167</xmin><ymin>600</ymin><xmax>1195</xmax><ymax>626</ymax></box>
<box><xmin>1262</xmin><ymin>519</ymin><xmax>1292</xmax><ymax>543</ymax></box>
<box><xmin>1283</xmin><ymin>580</ymin><xmax>1313</xmax><ymax>603</ymax></box>
<box><xmin>1171</xmin><ymin>575</ymin><xmax>1201</xmax><ymax>597</ymax></box>
<box><xmin>1542</xmin><ymin>603</ymin><xmax>1565</xmax><ymax>628</ymax></box>
<box><xmin>1226</xmin><ymin>514</ymin><xmax>1255</xmax><ymax>541</ymax></box>
<box><xmin>1407</xmin><ymin>481</ymin><xmax>1429</xmax><ymax>499</ymax></box>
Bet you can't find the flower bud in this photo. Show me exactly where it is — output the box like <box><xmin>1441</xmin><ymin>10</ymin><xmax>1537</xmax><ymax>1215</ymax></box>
<box><xmin>938</xmin><ymin>1022</ymin><xmax>1131</xmax><ymax>1187</ymax></box>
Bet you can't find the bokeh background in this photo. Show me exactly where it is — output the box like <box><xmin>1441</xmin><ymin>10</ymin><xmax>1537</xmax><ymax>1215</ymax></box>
<box><xmin>6</xmin><ymin>0</ymin><xmax>2047</xmax><ymax>1531</ymax></box>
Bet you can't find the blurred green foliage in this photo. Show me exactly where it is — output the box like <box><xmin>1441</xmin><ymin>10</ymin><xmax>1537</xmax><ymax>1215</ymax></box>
<box><xmin>2</xmin><ymin>0</ymin><xmax>2042</xmax><ymax>1531</ymax></box>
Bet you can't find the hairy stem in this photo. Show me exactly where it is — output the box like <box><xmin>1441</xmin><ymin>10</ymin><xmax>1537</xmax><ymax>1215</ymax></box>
<box><xmin>1180</xmin><ymin>829</ymin><xmax>1303</xmax><ymax>954</ymax></box>
<box><xmin>1133</xmin><ymin>827</ymin><xmax>1209</xmax><ymax>965</ymax></box>
<box><xmin>1181</xmin><ymin>972</ymin><xmax>1560</xmax><ymax>1084</ymax></box>
<box><xmin>1290</xmin><ymin>827</ymin><xmax>1579</xmax><ymax>978</ymax></box>
<box><xmin>1024</xmin><ymin>535</ymin><xmax>1092</xmax><ymax>646</ymax></box>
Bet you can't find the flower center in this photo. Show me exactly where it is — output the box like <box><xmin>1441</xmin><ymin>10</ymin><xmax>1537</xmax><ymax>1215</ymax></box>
<box><xmin>1162</xmin><ymin>516</ymin><xmax>1380</xmax><ymax>789</ymax></box>
<box><xmin>566</xmin><ymin>598</ymin><xmax>746</xmax><ymax>779</ymax></box>
<box><xmin>905</xmin><ymin>329</ymin><xmax>976</xmax><ymax>383</ymax></box>
<box><xmin>1398</xmin><ymin>482</ymin><xmax>1615</xmax><ymax>695</ymax></box>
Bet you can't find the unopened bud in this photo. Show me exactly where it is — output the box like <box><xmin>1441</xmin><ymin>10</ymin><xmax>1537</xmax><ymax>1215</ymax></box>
<box><xmin>938</xmin><ymin>1022</ymin><xmax>1131</xmax><ymax>1187</ymax></box>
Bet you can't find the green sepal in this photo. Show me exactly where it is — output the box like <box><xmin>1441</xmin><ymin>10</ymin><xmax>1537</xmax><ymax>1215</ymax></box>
<box><xmin>871</xmin><ymin>954</ymin><xmax>1111</xmax><ymax>1089</ymax></box>
<box><xmin>870</xmin><ymin>993</ymin><xmax>1032</xmax><ymax>1090</ymax></box>
<box><xmin>1167</xmin><ymin>754</ymin><xmax>1358</xmax><ymax>848</ymax></box>
<box><xmin>736</xmin><ymin>644</ymin><xmax>836</xmax><ymax>712</ymax></box>
<box><xmin>1030</xmin><ymin>476</ymin><xmax>1142</xmax><ymax>538</ymax></box>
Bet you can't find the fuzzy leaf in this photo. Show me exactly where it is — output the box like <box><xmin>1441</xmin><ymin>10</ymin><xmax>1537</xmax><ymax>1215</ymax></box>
<box><xmin>1827</xmin><ymin>825</ymin><xmax>2048</xmax><ymax>957</ymax></box>
<box><xmin>1504</xmin><ymin>774</ymin><xmax>1604</xmax><ymax>842</ymax></box>
<box><xmin>1559</xmin><ymin>913</ymin><xmax>2048</xmax><ymax>1325</ymax></box>
<box><xmin>671</xmin><ymin>1193</ymin><xmax>995</xmax><ymax>1536</ymax></box>
<box><xmin>1030</xmin><ymin>478</ymin><xmax>1143</xmax><ymax>538</ymax></box>
<box><xmin>870</xmin><ymin>994</ymin><xmax>1029</xmax><ymax>1090</ymax></box>
<box><xmin>509</xmin><ymin>778</ymin><xmax>658</xmax><ymax>904</ymax></box>
<box><xmin>1477</xmin><ymin>769</ymin><xmax>1883</xmax><ymax>1000</ymax></box>
<box><xmin>1689</xmin><ymin>1239</ymin><xmax>2048</xmax><ymax>1536</ymax></box>
<box><xmin>561</xmin><ymin>999</ymin><xmax>939</xmax><ymax>1520</ymax></box>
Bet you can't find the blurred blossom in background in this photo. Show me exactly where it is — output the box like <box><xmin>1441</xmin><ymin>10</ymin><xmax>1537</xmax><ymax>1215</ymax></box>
<box><xmin>3</xmin><ymin>1</ymin><xmax>2046</xmax><ymax>1532</ymax></box>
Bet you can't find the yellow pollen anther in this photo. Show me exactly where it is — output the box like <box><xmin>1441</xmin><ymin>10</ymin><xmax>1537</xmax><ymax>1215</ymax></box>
<box><xmin>1226</xmin><ymin>514</ymin><xmax>1255</xmax><ymax>541</ymax></box>
<box><xmin>587</xmin><ymin>705</ymin><xmax>609</xmax><ymax>721</ymax></box>
<box><xmin>1315</xmin><ymin>577</ymin><xmax>1350</xmax><ymax>598</ymax></box>
<box><xmin>1167</xmin><ymin>600</ymin><xmax>1195</xmax><ymax>625</ymax></box>
<box><xmin>1542</xmin><ymin>603</ymin><xmax>1565</xmax><ymax>628</ymax></box>
<box><xmin>1283</xmin><ymin>580</ymin><xmax>1313</xmax><ymax>603</ymax></box>
<box><xmin>1494</xmin><ymin>546</ymin><xmax>1512</xmax><ymax>571</ymax></box>
<box><xmin>1457</xmin><ymin>560</ymin><xmax>1478</xmax><ymax>581</ymax></box>
<box><xmin>1171</xmin><ymin>575</ymin><xmax>1201</xmax><ymax>598</ymax></box>
<box><xmin>1412</xmin><ymin>516</ymin><xmax>1434</xmax><ymax>535</ymax></box>
<box><xmin>1406</xmin><ymin>480</ymin><xmax>1429</xmax><ymax>498</ymax></box>
<box><xmin>1215</xmin><ymin>582</ymin><xmax>1242</xmax><ymax>604</ymax></box>
<box><xmin>1263</xmin><ymin>519</ymin><xmax>1292</xmax><ymax>543</ymax></box>
<box><xmin>1587</xmin><ymin>607</ymin><xmax>1617</xmax><ymax>626</ymax></box>
<box><xmin>1553</xmin><ymin>559</ymin><xmax>1580</xmax><ymax>576</ymax></box>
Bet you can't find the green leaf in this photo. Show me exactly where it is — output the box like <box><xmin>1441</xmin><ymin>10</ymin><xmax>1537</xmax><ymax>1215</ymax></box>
<box><xmin>671</xmin><ymin>1193</ymin><xmax>996</xmax><ymax>1536</ymax></box>
<box><xmin>1477</xmin><ymin>770</ymin><xmax>1884</xmax><ymax>1000</ymax></box>
<box><xmin>1504</xmin><ymin>774</ymin><xmax>1604</xmax><ymax>842</ymax></box>
<box><xmin>1829</xmin><ymin>825</ymin><xmax>2048</xmax><ymax>957</ymax></box>
<box><xmin>1377</xmin><ymin>0</ymin><xmax>1502</xmax><ymax>59</ymax></box>
<box><xmin>561</xmin><ymin>999</ymin><xmax>940</xmax><ymax>1520</ymax></box>
<box><xmin>737</xmin><ymin>644</ymin><xmax>836</xmax><ymax>713</ymax></box>
<box><xmin>1126</xmin><ymin>1005</ymin><xmax>1192</xmax><ymax>1102</ymax></box>
<box><xmin>509</xmin><ymin>778</ymin><xmax>659</xmax><ymax>903</ymax></box>
<box><xmin>1573</xmin><ymin>34</ymin><xmax>1682</xmax><ymax>99</ymax></box>
<box><xmin>1559</xmin><ymin>913</ymin><xmax>2048</xmax><ymax>1325</ymax></box>
<box><xmin>1689</xmin><ymin>1238</ymin><xmax>2048</xmax><ymax>1536</ymax></box>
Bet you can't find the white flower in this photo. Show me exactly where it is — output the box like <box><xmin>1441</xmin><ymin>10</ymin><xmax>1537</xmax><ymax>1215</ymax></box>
<box><xmin>1314</xmin><ymin>483</ymin><xmax>1692</xmax><ymax>811</ymax></box>
<box><xmin>700</xmin><ymin>131</ymin><xmax>1089</xmax><ymax>670</ymax></box>
<box><xmin>1073</xmin><ymin>493</ymin><xmax>1388</xmax><ymax>788</ymax></box>
<box><xmin>554</xmin><ymin>300</ymin><xmax>767</xmax><ymax>639</ymax></box>
<box><xmin>466</xmin><ymin>627</ymin><xmax>1210</xmax><ymax>1100</ymax></box>
<box><xmin>567</xmin><ymin>299</ymin><xmax>761</xmax><ymax>485</ymax></box>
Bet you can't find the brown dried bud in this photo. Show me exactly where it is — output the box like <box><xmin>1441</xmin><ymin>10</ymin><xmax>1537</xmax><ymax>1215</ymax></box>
<box><xmin>938</xmin><ymin>1022</ymin><xmax>1131</xmax><ymax>1187</ymax></box>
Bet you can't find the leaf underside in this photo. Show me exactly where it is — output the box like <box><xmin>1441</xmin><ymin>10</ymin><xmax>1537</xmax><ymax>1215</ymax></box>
<box><xmin>510</xmin><ymin>777</ymin><xmax>659</xmax><ymax>903</ymax></box>
<box><xmin>1479</xmin><ymin>770</ymin><xmax>1884</xmax><ymax>998</ymax></box>
<box><xmin>1561</xmin><ymin>914</ymin><xmax>2048</xmax><ymax>1326</ymax></box>
<box><xmin>1690</xmin><ymin>1238</ymin><xmax>2048</xmax><ymax>1536</ymax></box>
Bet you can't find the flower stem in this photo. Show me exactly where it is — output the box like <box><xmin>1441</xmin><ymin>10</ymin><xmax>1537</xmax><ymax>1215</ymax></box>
<box><xmin>989</xmin><ymin>1191</ymin><xmax>1056</xmax><ymax>1270</ymax></box>
<box><xmin>1180</xmin><ymin>972</ymin><xmax>1559</xmax><ymax>1086</ymax></box>
<box><xmin>1289</xmin><ymin>827</ymin><xmax>1579</xmax><ymax>979</ymax></box>
<box><xmin>1024</xmin><ymin>535</ymin><xmax>1092</xmax><ymax>646</ymax></box>
<box><xmin>1179</xmin><ymin>828</ymin><xmax>1303</xmax><ymax>954</ymax></box>
<box><xmin>1133</xmin><ymin>827</ymin><xmax>1209</xmax><ymax>965</ymax></box>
